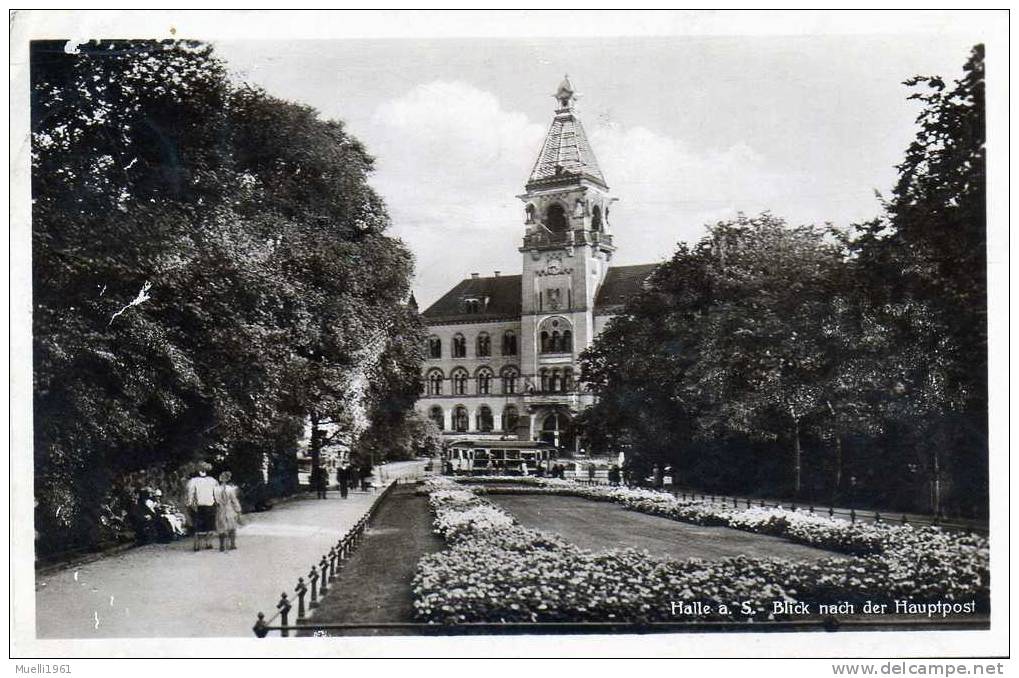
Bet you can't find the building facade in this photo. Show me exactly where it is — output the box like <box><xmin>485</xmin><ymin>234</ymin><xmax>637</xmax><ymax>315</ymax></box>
<box><xmin>416</xmin><ymin>77</ymin><xmax>658</xmax><ymax>454</ymax></box>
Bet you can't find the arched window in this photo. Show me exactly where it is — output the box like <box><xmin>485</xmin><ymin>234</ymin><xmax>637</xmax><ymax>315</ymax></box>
<box><xmin>476</xmin><ymin>332</ymin><xmax>491</xmax><ymax>357</ymax></box>
<box><xmin>476</xmin><ymin>367</ymin><xmax>493</xmax><ymax>395</ymax></box>
<box><xmin>540</xmin><ymin>368</ymin><xmax>549</xmax><ymax>392</ymax></box>
<box><xmin>549</xmin><ymin>369</ymin><xmax>560</xmax><ymax>393</ymax></box>
<box><xmin>477</xmin><ymin>405</ymin><xmax>494</xmax><ymax>432</ymax></box>
<box><xmin>502</xmin><ymin>405</ymin><xmax>519</xmax><ymax>432</ymax></box>
<box><xmin>426</xmin><ymin>369</ymin><xmax>444</xmax><ymax>396</ymax></box>
<box><xmin>525</xmin><ymin>204</ymin><xmax>536</xmax><ymax>224</ymax></box>
<box><xmin>452</xmin><ymin>333</ymin><xmax>466</xmax><ymax>358</ymax></box>
<box><xmin>563</xmin><ymin>368</ymin><xmax>574</xmax><ymax>392</ymax></box>
<box><xmin>502</xmin><ymin>331</ymin><xmax>517</xmax><ymax>356</ymax></box>
<box><xmin>545</xmin><ymin>203</ymin><xmax>568</xmax><ymax>236</ymax></box>
<box><xmin>501</xmin><ymin>366</ymin><xmax>519</xmax><ymax>394</ymax></box>
<box><xmin>427</xmin><ymin>336</ymin><xmax>442</xmax><ymax>359</ymax></box>
<box><xmin>453</xmin><ymin>405</ymin><xmax>469</xmax><ymax>432</ymax></box>
<box><xmin>429</xmin><ymin>406</ymin><xmax>444</xmax><ymax>430</ymax></box>
<box><xmin>591</xmin><ymin>205</ymin><xmax>602</xmax><ymax>232</ymax></box>
<box><xmin>451</xmin><ymin>368</ymin><xmax>469</xmax><ymax>396</ymax></box>
<box><xmin>538</xmin><ymin>316</ymin><xmax>572</xmax><ymax>354</ymax></box>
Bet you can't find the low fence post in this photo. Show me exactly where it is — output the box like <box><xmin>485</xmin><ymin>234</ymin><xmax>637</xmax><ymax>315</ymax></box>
<box><xmin>319</xmin><ymin>556</ymin><xmax>329</xmax><ymax>597</ymax></box>
<box><xmin>850</xmin><ymin>509</ymin><xmax>856</xmax><ymax>524</ymax></box>
<box><xmin>277</xmin><ymin>592</ymin><xmax>292</xmax><ymax>638</ymax></box>
<box><xmin>874</xmin><ymin>512</ymin><xmax>882</xmax><ymax>524</ymax></box>
<box><xmin>308</xmin><ymin>567</ymin><xmax>319</xmax><ymax>608</ymax></box>
<box><xmin>901</xmin><ymin>514</ymin><xmax>909</xmax><ymax>526</ymax></box>
<box><xmin>253</xmin><ymin>612</ymin><xmax>269</xmax><ymax>638</ymax></box>
<box><xmin>295</xmin><ymin>578</ymin><xmax>307</xmax><ymax>621</ymax></box>
<box><xmin>829</xmin><ymin>506</ymin><xmax>834</xmax><ymax>518</ymax></box>
<box><xmin>328</xmin><ymin>547</ymin><xmax>337</xmax><ymax>581</ymax></box>
<box><xmin>338</xmin><ymin>538</ymin><xmax>350</xmax><ymax>566</ymax></box>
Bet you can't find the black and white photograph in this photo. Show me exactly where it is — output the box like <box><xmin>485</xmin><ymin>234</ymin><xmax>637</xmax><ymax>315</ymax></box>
<box><xmin>8</xmin><ymin>9</ymin><xmax>1009</xmax><ymax>667</ymax></box>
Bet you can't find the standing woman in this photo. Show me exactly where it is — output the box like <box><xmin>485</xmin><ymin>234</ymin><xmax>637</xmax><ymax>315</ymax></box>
<box><xmin>215</xmin><ymin>471</ymin><xmax>243</xmax><ymax>552</ymax></box>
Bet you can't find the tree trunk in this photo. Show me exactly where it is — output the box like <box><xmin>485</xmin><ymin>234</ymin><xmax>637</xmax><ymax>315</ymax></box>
<box><xmin>833</xmin><ymin>431</ymin><xmax>843</xmax><ymax>500</ymax></box>
<box><xmin>792</xmin><ymin>417</ymin><xmax>802</xmax><ymax>497</ymax></box>
<box><xmin>309</xmin><ymin>410</ymin><xmax>323</xmax><ymax>478</ymax></box>
<box><xmin>826</xmin><ymin>401</ymin><xmax>842</xmax><ymax>500</ymax></box>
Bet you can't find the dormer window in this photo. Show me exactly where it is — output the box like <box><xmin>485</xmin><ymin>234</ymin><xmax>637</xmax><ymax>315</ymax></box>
<box><xmin>462</xmin><ymin>296</ymin><xmax>486</xmax><ymax>314</ymax></box>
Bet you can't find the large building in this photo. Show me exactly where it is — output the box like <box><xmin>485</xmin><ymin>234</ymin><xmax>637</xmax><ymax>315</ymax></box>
<box><xmin>416</xmin><ymin>77</ymin><xmax>658</xmax><ymax>454</ymax></box>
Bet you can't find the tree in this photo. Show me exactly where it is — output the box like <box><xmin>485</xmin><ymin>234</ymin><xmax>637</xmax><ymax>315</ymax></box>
<box><xmin>31</xmin><ymin>40</ymin><xmax>420</xmax><ymax>551</ymax></box>
<box><xmin>850</xmin><ymin>44</ymin><xmax>987</xmax><ymax>514</ymax></box>
<box><xmin>582</xmin><ymin>213</ymin><xmax>886</xmax><ymax>499</ymax></box>
<box><xmin>579</xmin><ymin>45</ymin><xmax>987</xmax><ymax>515</ymax></box>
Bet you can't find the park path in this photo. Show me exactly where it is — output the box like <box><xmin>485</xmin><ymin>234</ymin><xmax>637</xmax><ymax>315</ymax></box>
<box><xmin>34</xmin><ymin>460</ymin><xmax>426</xmax><ymax>639</ymax></box>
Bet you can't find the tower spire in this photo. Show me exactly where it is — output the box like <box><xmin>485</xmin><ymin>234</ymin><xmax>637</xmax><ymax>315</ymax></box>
<box><xmin>526</xmin><ymin>76</ymin><xmax>606</xmax><ymax>190</ymax></box>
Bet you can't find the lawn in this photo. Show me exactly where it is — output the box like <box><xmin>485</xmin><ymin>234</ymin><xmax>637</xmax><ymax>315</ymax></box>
<box><xmin>488</xmin><ymin>493</ymin><xmax>835</xmax><ymax>561</ymax></box>
<box><xmin>303</xmin><ymin>485</ymin><xmax>444</xmax><ymax>635</ymax></box>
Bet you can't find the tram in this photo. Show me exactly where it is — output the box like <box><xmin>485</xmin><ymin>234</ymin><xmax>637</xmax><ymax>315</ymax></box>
<box><xmin>442</xmin><ymin>439</ymin><xmax>557</xmax><ymax>476</ymax></box>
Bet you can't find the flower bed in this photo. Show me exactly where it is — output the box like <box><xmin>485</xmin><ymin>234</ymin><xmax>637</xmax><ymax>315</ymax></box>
<box><xmin>412</xmin><ymin>480</ymin><xmax>989</xmax><ymax>624</ymax></box>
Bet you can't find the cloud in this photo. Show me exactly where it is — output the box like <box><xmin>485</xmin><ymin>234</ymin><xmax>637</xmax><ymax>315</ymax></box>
<box><xmin>365</xmin><ymin>80</ymin><xmax>806</xmax><ymax>307</ymax></box>
<box><xmin>588</xmin><ymin>124</ymin><xmax>811</xmax><ymax>248</ymax></box>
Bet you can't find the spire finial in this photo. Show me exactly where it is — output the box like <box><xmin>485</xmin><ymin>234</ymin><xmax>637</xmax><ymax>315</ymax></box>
<box><xmin>555</xmin><ymin>75</ymin><xmax>576</xmax><ymax>110</ymax></box>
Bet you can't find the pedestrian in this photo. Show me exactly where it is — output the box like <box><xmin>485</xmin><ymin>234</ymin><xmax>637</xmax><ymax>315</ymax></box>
<box><xmin>337</xmin><ymin>465</ymin><xmax>349</xmax><ymax>499</ymax></box>
<box><xmin>214</xmin><ymin>471</ymin><xmax>243</xmax><ymax>552</ymax></box>
<box><xmin>129</xmin><ymin>488</ymin><xmax>158</xmax><ymax>545</ymax></box>
<box><xmin>311</xmin><ymin>465</ymin><xmax>328</xmax><ymax>499</ymax></box>
<box><xmin>186</xmin><ymin>462</ymin><xmax>218</xmax><ymax>551</ymax></box>
<box><xmin>359</xmin><ymin>463</ymin><xmax>373</xmax><ymax>492</ymax></box>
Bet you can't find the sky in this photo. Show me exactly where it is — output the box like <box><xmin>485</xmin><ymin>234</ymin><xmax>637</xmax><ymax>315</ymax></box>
<box><xmin>213</xmin><ymin>34</ymin><xmax>981</xmax><ymax>307</ymax></box>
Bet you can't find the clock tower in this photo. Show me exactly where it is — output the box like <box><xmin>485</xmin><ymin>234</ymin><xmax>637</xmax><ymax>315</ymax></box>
<box><xmin>517</xmin><ymin>76</ymin><xmax>617</xmax><ymax>446</ymax></box>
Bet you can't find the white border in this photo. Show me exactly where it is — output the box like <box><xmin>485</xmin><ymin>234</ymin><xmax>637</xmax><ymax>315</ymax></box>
<box><xmin>7</xmin><ymin>9</ymin><xmax>1010</xmax><ymax>663</ymax></box>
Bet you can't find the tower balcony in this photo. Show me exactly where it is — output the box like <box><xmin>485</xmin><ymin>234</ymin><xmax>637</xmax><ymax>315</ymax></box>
<box><xmin>521</xmin><ymin>229</ymin><xmax>613</xmax><ymax>251</ymax></box>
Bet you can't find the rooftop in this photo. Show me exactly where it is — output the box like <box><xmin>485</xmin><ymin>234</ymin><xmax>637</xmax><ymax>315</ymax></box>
<box><xmin>421</xmin><ymin>263</ymin><xmax>660</xmax><ymax>323</ymax></box>
<box><xmin>593</xmin><ymin>263</ymin><xmax>660</xmax><ymax>313</ymax></box>
<box><xmin>421</xmin><ymin>274</ymin><xmax>523</xmax><ymax>323</ymax></box>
